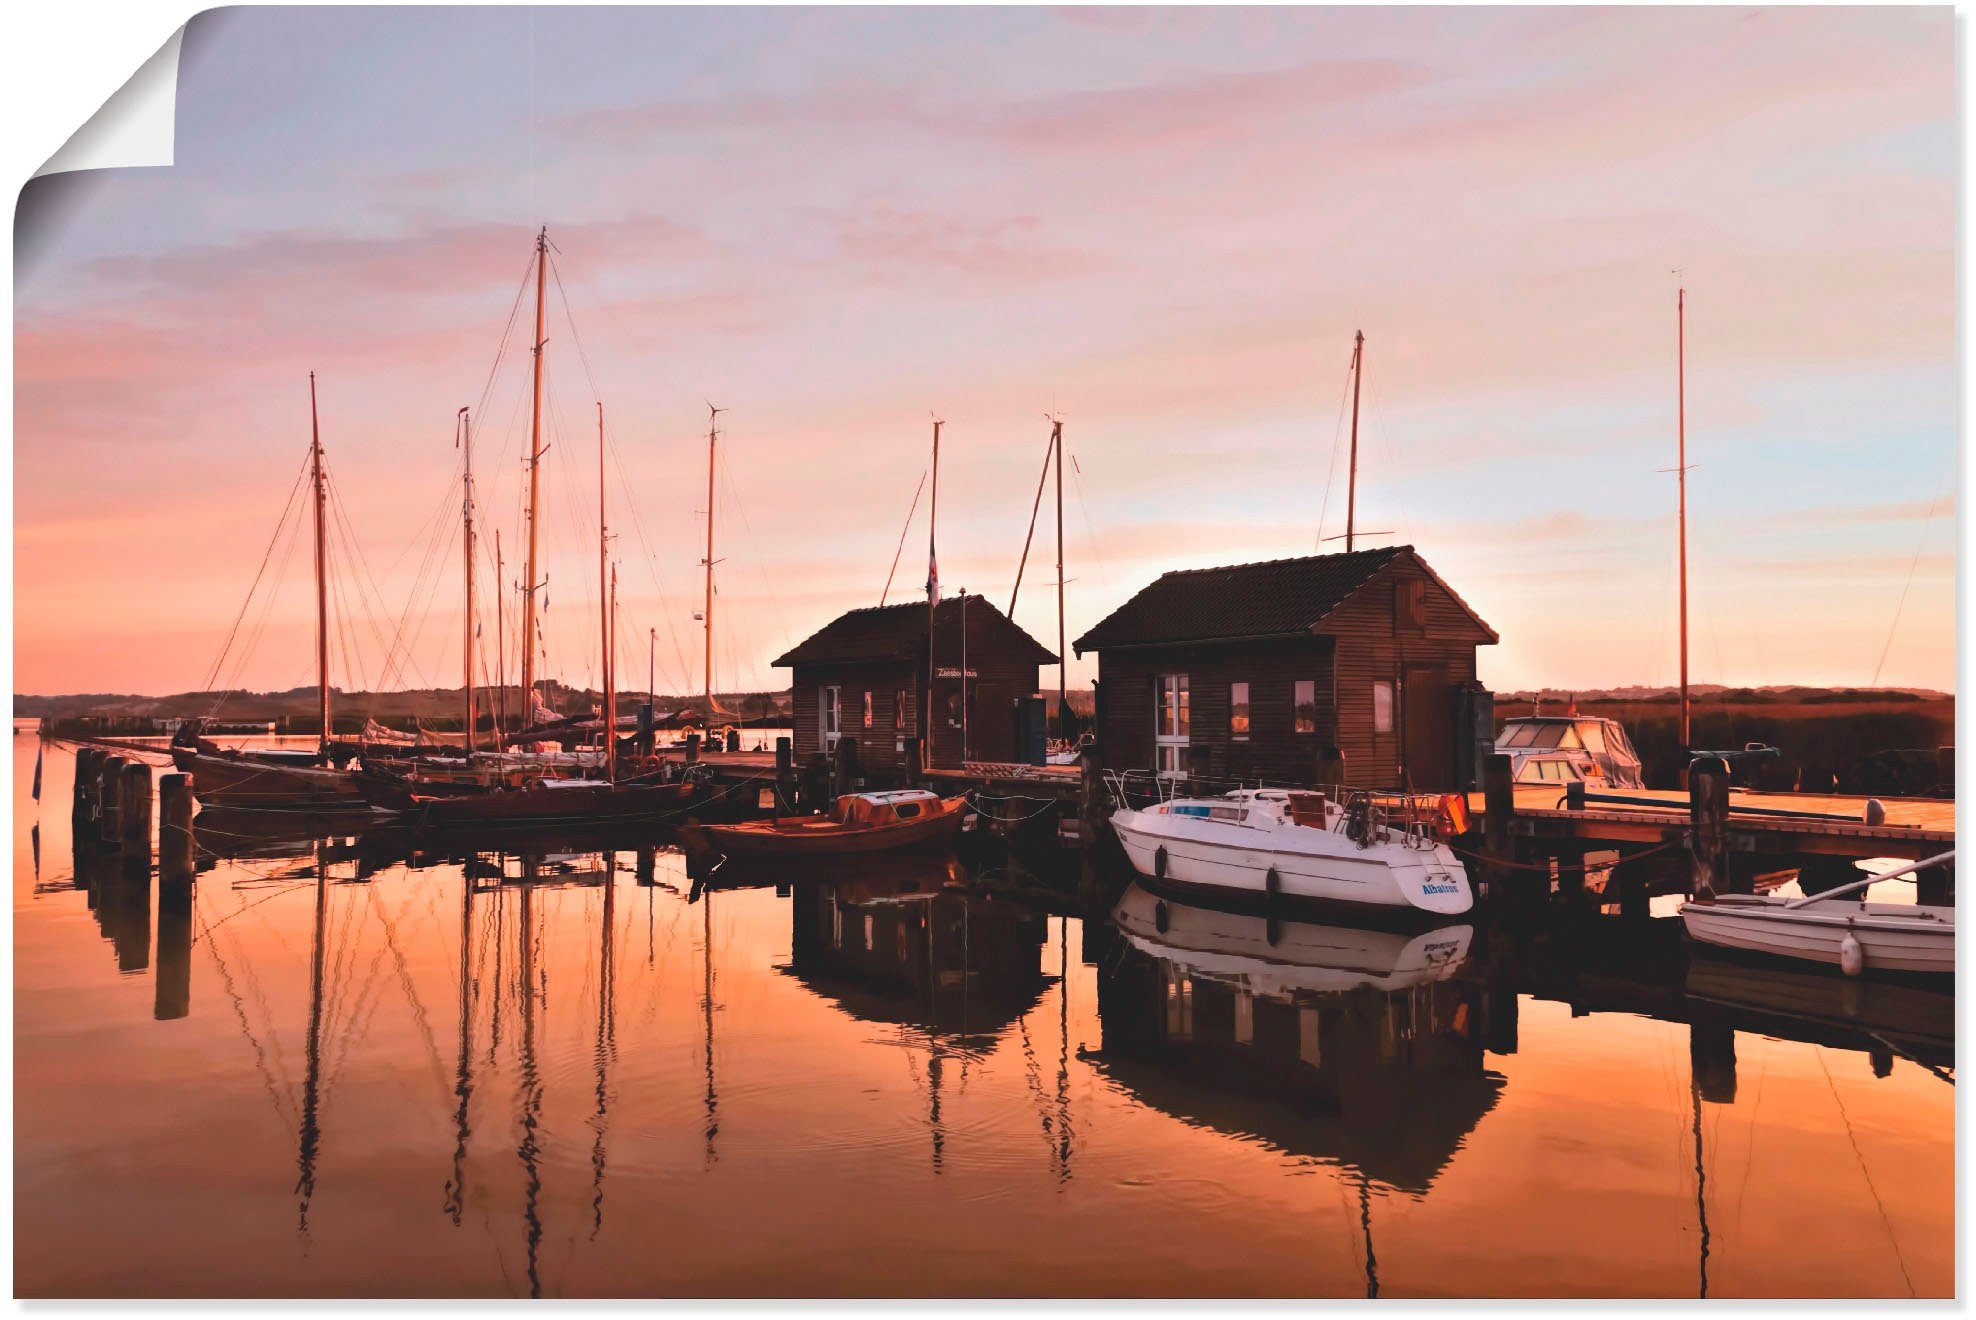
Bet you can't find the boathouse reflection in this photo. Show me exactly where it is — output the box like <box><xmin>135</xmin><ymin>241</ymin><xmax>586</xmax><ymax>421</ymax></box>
<box><xmin>1089</xmin><ymin>885</ymin><xmax>1505</xmax><ymax>1197</ymax></box>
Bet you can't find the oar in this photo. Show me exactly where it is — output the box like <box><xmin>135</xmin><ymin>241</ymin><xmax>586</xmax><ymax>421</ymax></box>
<box><xmin>1783</xmin><ymin>849</ymin><xmax>1954</xmax><ymax>910</ymax></box>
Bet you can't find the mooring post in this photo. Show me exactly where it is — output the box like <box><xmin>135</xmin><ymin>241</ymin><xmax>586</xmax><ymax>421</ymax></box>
<box><xmin>98</xmin><ymin>755</ymin><xmax>127</xmax><ymax>845</ymax></box>
<box><xmin>1077</xmin><ymin>743</ymin><xmax>1112</xmax><ymax>907</ymax></box>
<box><xmin>774</xmin><ymin>737</ymin><xmax>794</xmax><ymax>814</ymax></box>
<box><xmin>73</xmin><ymin>746</ymin><xmax>99</xmax><ymax>820</ymax></box>
<box><xmin>1688</xmin><ymin>1020</ymin><xmax>1738</xmax><ymax>1104</ymax></box>
<box><xmin>1688</xmin><ymin>755</ymin><xmax>1732</xmax><ymax>898</ymax></box>
<box><xmin>726</xmin><ymin>727</ymin><xmax>740</xmax><ymax>753</ymax></box>
<box><xmin>685</xmin><ymin>732</ymin><xmax>701</xmax><ymax>764</ymax></box>
<box><xmin>832</xmin><ymin>737</ymin><xmax>861</xmax><ymax>798</ymax></box>
<box><xmin>1482</xmin><ymin>752</ymin><xmax>1514</xmax><ymax>900</ymax></box>
<box><xmin>155</xmin><ymin>866</ymin><xmax>192</xmax><ymax>1021</ymax></box>
<box><xmin>121</xmin><ymin>760</ymin><xmax>154</xmax><ymax>858</ymax></box>
<box><xmin>1917</xmin><ymin>854</ymin><xmax>1953</xmax><ymax>907</ymax></box>
<box><xmin>159</xmin><ymin>773</ymin><xmax>195</xmax><ymax>883</ymax></box>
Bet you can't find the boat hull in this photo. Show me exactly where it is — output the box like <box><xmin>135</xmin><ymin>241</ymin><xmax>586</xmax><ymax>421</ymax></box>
<box><xmin>1680</xmin><ymin>896</ymin><xmax>1954</xmax><ymax>977</ymax></box>
<box><xmin>410</xmin><ymin>781</ymin><xmax>699</xmax><ymax>828</ymax></box>
<box><xmin>173</xmin><ymin>750</ymin><xmax>367</xmax><ymax>809</ymax></box>
<box><xmin>1110</xmin><ymin>807</ymin><xmax>1472</xmax><ymax>916</ymax></box>
<box><xmin>682</xmin><ymin>798</ymin><xmax>968</xmax><ymax>858</ymax></box>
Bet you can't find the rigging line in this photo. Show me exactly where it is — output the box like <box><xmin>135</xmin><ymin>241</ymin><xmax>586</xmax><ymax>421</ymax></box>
<box><xmin>882</xmin><ymin>468</ymin><xmax>930</xmax><ymax>607</ymax></box>
<box><xmin>471</xmin><ymin>246</ymin><xmax>539</xmax><ymax>428</ymax></box>
<box><xmin>200</xmin><ymin>446</ymin><xmax>314</xmax><ymax>695</ymax></box>
<box><xmin>211</xmin><ymin>484</ymin><xmax>311</xmax><ymax>714</ymax></box>
<box><xmin>1066</xmin><ymin>453</ymin><xmax>1113</xmax><ymax>594</ymax></box>
<box><xmin>603</xmin><ymin>431</ymin><xmax>691</xmax><ymax>692</ymax></box>
<box><xmin>718</xmin><ymin>445</ymin><xmax>795</xmax><ymax>657</ymax></box>
<box><xmin>1868</xmin><ymin>487</ymin><xmax>1946</xmax><ymax>689</ymax></box>
<box><xmin>1813</xmin><ymin>1046</ymin><xmax>1917</xmax><ymax>1296</ymax></box>
<box><xmin>331</xmin><ymin>463</ymin><xmax>453</xmax><ymax>695</ymax></box>
<box><xmin>327</xmin><ymin>467</ymin><xmax>443</xmax><ymax>694</ymax></box>
<box><xmin>1009</xmin><ymin>437</ymin><xmax>1053</xmax><ymax>616</ymax></box>
<box><xmin>1314</xmin><ymin>345</ymin><xmax>1356</xmax><ymax>548</ymax></box>
<box><xmin>1364</xmin><ymin>368</ymin><xmax>1417</xmax><ymax>548</ymax></box>
<box><xmin>547</xmin><ymin>252</ymin><xmax>605</xmax><ymax>406</ymax></box>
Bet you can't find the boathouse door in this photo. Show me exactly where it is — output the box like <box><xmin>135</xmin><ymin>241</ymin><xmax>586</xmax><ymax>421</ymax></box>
<box><xmin>1402</xmin><ymin>665</ymin><xmax>1452</xmax><ymax>789</ymax></box>
<box><xmin>1154</xmin><ymin>673</ymin><xmax>1189</xmax><ymax>775</ymax></box>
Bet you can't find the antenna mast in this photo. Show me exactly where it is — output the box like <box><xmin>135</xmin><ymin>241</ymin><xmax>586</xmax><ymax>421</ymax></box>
<box><xmin>1677</xmin><ymin>287</ymin><xmax>1690</xmax><ymax>753</ymax></box>
<box><xmin>521</xmin><ymin>227</ymin><xmax>548</xmax><ymax>722</ymax></box>
<box><xmin>1346</xmin><ymin>330</ymin><xmax>1364</xmax><ymax>553</ymax></box>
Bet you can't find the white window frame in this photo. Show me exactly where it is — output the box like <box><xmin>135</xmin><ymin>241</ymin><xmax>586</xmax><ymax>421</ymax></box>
<box><xmin>821</xmin><ymin>684</ymin><xmax>842</xmax><ymax>750</ymax></box>
<box><xmin>1155</xmin><ymin>673</ymin><xmax>1189</xmax><ymax>775</ymax></box>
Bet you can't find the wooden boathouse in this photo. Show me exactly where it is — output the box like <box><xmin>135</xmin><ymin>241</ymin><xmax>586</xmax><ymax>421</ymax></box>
<box><xmin>775</xmin><ymin>596</ymin><xmax>1057</xmax><ymax>775</ymax></box>
<box><xmin>1073</xmin><ymin>546</ymin><xmax>1497</xmax><ymax>791</ymax></box>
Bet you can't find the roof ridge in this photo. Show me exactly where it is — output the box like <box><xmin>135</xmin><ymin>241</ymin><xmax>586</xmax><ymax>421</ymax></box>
<box><xmin>1155</xmin><ymin>544</ymin><xmax>1410</xmax><ymax>579</ymax></box>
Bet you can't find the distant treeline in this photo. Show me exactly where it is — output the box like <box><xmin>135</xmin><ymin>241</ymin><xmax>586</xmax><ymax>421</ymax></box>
<box><xmin>1498</xmin><ymin>695</ymin><xmax>1955</xmax><ymax>795</ymax></box>
<box><xmin>17</xmin><ymin>684</ymin><xmax>794</xmax><ymax>724</ymax></box>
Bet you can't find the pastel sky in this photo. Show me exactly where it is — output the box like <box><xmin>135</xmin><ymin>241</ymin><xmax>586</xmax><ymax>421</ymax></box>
<box><xmin>15</xmin><ymin>6</ymin><xmax>1956</xmax><ymax>699</ymax></box>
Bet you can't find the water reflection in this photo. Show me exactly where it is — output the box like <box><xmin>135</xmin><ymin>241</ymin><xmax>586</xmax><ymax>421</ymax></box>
<box><xmin>14</xmin><ymin>741</ymin><xmax>1954</xmax><ymax>1298</ymax></box>
<box><xmin>1093</xmin><ymin>886</ymin><xmax>1502</xmax><ymax>1199</ymax></box>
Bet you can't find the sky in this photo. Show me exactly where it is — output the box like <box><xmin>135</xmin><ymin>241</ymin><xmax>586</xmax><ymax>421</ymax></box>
<box><xmin>14</xmin><ymin>5</ymin><xmax>1956</xmax><ymax>700</ymax></box>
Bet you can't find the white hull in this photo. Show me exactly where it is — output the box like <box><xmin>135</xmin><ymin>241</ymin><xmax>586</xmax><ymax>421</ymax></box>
<box><xmin>1680</xmin><ymin>895</ymin><xmax>1953</xmax><ymax>977</ymax></box>
<box><xmin>1110</xmin><ymin>799</ymin><xmax>1471</xmax><ymax>916</ymax></box>
<box><xmin>1111</xmin><ymin>885</ymin><xmax>1472</xmax><ymax>995</ymax></box>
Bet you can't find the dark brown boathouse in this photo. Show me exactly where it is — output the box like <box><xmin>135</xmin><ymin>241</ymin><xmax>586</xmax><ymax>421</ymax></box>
<box><xmin>1073</xmin><ymin>545</ymin><xmax>1496</xmax><ymax>790</ymax></box>
<box><xmin>775</xmin><ymin>596</ymin><xmax>1057</xmax><ymax>774</ymax></box>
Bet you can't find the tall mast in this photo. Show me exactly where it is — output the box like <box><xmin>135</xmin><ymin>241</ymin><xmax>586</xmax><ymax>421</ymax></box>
<box><xmin>1052</xmin><ymin>418</ymin><xmax>1066</xmax><ymax>722</ymax></box>
<box><xmin>703</xmin><ymin>405</ymin><xmax>723</xmax><ymax>725</ymax></box>
<box><xmin>926</xmin><ymin>417</ymin><xmax>942</xmax><ymax>768</ymax></box>
<box><xmin>1677</xmin><ymin>287</ymin><xmax>1690</xmax><ymax>752</ymax></box>
<box><xmin>608</xmin><ymin>564</ymin><xmax>619</xmax><ymax>783</ymax></box>
<box><xmin>599</xmin><ymin>402</ymin><xmax>611</xmax><ymax>774</ymax></box>
<box><xmin>521</xmin><ymin>227</ymin><xmax>547</xmax><ymax>723</ymax></box>
<box><xmin>1346</xmin><ymin>330</ymin><xmax>1364</xmax><ymax>553</ymax></box>
<box><xmin>460</xmin><ymin>407</ymin><xmax>477</xmax><ymax>754</ymax></box>
<box><xmin>495</xmin><ymin>530</ymin><xmax>507</xmax><ymax>744</ymax></box>
<box><xmin>309</xmin><ymin>372</ymin><xmax>330</xmax><ymax>757</ymax></box>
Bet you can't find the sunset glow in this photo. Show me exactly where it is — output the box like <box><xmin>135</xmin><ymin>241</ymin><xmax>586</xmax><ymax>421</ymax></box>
<box><xmin>15</xmin><ymin>6</ymin><xmax>1954</xmax><ymax>698</ymax></box>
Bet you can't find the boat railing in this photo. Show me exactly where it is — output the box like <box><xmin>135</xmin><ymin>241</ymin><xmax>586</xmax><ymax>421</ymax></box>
<box><xmin>1105</xmin><ymin>770</ymin><xmax>1452</xmax><ymax>849</ymax></box>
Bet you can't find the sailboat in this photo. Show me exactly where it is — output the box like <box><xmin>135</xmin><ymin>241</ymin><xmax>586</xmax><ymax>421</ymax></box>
<box><xmin>172</xmin><ymin>374</ymin><xmax>365</xmax><ymax>809</ymax></box>
<box><xmin>378</xmin><ymin>231</ymin><xmax>705</xmax><ymax>828</ymax></box>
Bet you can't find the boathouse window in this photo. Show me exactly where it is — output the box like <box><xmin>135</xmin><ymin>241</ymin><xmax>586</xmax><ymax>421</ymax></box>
<box><xmin>821</xmin><ymin>685</ymin><xmax>841</xmax><ymax>749</ymax></box>
<box><xmin>1397</xmin><ymin>578</ymin><xmax>1426</xmax><ymax>631</ymax></box>
<box><xmin>1293</xmin><ymin>680</ymin><xmax>1317</xmax><ymax>734</ymax></box>
<box><xmin>1372</xmin><ymin>681</ymin><xmax>1394</xmax><ymax>734</ymax></box>
<box><xmin>1155</xmin><ymin>674</ymin><xmax>1189</xmax><ymax>775</ymax></box>
<box><xmin>862</xmin><ymin>690</ymin><xmax>874</xmax><ymax>730</ymax></box>
<box><xmin>1229</xmin><ymin>682</ymin><xmax>1250</xmax><ymax>741</ymax></box>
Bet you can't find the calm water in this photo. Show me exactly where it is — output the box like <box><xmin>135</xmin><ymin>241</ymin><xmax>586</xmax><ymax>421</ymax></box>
<box><xmin>15</xmin><ymin>739</ymin><xmax>1952</xmax><ymax>1298</ymax></box>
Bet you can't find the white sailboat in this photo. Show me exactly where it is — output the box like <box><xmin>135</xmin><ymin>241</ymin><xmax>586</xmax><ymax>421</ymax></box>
<box><xmin>1109</xmin><ymin>786</ymin><xmax>1473</xmax><ymax>916</ymax></box>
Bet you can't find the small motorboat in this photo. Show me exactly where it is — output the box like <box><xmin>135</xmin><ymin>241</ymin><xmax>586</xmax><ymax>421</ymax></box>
<box><xmin>1679</xmin><ymin>850</ymin><xmax>1953</xmax><ymax>978</ymax></box>
<box><xmin>679</xmin><ymin>789</ymin><xmax>969</xmax><ymax>859</ymax></box>
<box><xmin>1109</xmin><ymin>786</ymin><xmax>1472</xmax><ymax>917</ymax></box>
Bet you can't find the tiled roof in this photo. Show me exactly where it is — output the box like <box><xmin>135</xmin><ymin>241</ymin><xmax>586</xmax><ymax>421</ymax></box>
<box><xmin>1073</xmin><ymin>545</ymin><xmax>1422</xmax><ymax>652</ymax></box>
<box><xmin>774</xmin><ymin>595</ymin><xmax>1057</xmax><ymax>667</ymax></box>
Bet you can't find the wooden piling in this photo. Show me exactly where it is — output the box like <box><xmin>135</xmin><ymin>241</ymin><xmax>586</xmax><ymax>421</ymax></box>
<box><xmin>1688</xmin><ymin>756</ymin><xmax>1731</xmax><ymax>898</ymax></box>
<box><xmin>73</xmin><ymin>746</ymin><xmax>101</xmax><ymax>819</ymax></box>
<box><xmin>98</xmin><ymin>755</ymin><xmax>127</xmax><ymax>845</ymax></box>
<box><xmin>832</xmin><ymin>737</ymin><xmax>861</xmax><ymax>799</ymax></box>
<box><xmin>774</xmin><ymin>737</ymin><xmax>794</xmax><ymax>815</ymax></box>
<box><xmin>1077</xmin><ymin>743</ymin><xmax>1113</xmax><ymax>907</ymax></box>
<box><xmin>159</xmin><ymin>773</ymin><xmax>195</xmax><ymax>882</ymax></box>
<box><xmin>155</xmin><ymin>868</ymin><xmax>192</xmax><ymax>1021</ymax></box>
<box><xmin>120</xmin><ymin>760</ymin><xmax>153</xmax><ymax>854</ymax></box>
<box><xmin>1482</xmin><ymin>753</ymin><xmax>1513</xmax><ymax>860</ymax></box>
<box><xmin>684</xmin><ymin>732</ymin><xmax>701</xmax><ymax>764</ymax></box>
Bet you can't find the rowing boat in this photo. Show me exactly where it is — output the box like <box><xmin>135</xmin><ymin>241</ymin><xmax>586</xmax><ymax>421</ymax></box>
<box><xmin>678</xmin><ymin>790</ymin><xmax>969</xmax><ymax>858</ymax></box>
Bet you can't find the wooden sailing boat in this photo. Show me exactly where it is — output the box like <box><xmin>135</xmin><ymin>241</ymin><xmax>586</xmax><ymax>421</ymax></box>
<box><xmin>173</xmin><ymin>374</ymin><xmax>365</xmax><ymax>808</ymax></box>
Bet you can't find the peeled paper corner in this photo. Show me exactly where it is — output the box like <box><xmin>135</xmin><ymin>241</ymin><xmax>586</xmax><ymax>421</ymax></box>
<box><xmin>33</xmin><ymin>24</ymin><xmax>186</xmax><ymax>179</ymax></box>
